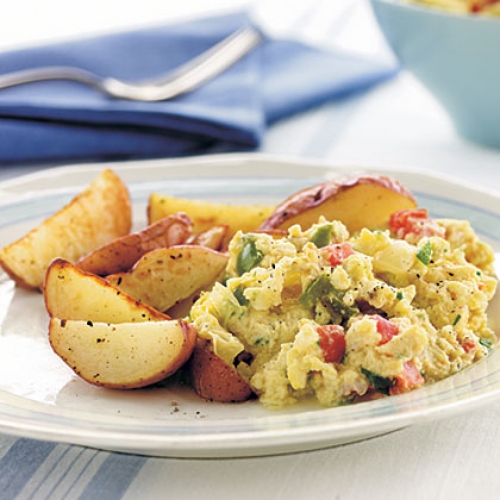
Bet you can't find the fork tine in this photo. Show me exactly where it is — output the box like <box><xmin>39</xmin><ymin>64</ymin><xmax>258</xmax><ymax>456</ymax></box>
<box><xmin>102</xmin><ymin>27</ymin><xmax>263</xmax><ymax>101</ymax></box>
<box><xmin>143</xmin><ymin>26</ymin><xmax>262</xmax><ymax>86</ymax></box>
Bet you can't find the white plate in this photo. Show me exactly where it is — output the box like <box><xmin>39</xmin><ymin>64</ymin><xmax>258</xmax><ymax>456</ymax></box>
<box><xmin>0</xmin><ymin>153</ymin><xmax>499</xmax><ymax>458</ymax></box>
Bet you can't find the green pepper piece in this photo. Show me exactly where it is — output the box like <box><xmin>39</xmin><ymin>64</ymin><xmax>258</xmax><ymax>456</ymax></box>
<box><xmin>311</xmin><ymin>224</ymin><xmax>333</xmax><ymax>248</ymax></box>
<box><xmin>236</xmin><ymin>238</ymin><xmax>264</xmax><ymax>276</ymax></box>
<box><xmin>416</xmin><ymin>241</ymin><xmax>432</xmax><ymax>266</ymax></box>
<box><xmin>300</xmin><ymin>274</ymin><xmax>359</xmax><ymax>319</ymax></box>
<box><xmin>300</xmin><ymin>274</ymin><xmax>332</xmax><ymax>309</ymax></box>
<box><xmin>233</xmin><ymin>285</ymin><xmax>249</xmax><ymax>306</ymax></box>
<box><xmin>328</xmin><ymin>287</ymin><xmax>359</xmax><ymax>319</ymax></box>
<box><xmin>361</xmin><ymin>368</ymin><xmax>395</xmax><ymax>395</ymax></box>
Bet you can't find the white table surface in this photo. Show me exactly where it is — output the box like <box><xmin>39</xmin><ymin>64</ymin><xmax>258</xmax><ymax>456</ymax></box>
<box><xmin>1</xmin><ymin>1</ymin><xmax>500</xmax><ymax>499</ymax></box>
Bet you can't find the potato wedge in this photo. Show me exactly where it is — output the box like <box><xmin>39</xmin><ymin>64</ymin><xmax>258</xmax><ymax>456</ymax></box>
<box><xmin>76</xmin><ymin>213</ymin><xmax>193</xmax><ymax>276</ymax></box>
<box><xmin>186</xmin><ymin>225</ymin><xmax>228</xmax><ymax>251</ymax></box>
<box><xmin>44</xmin><ymin>258</ymin><xmax>168</xmax><ymax>322</ymax></box>
<box><xmin>188</xmin><ymin>345</ymin><xmax>253</xmax><ymax>402</ymax></box>
<box><xmin>166</xmin><ymin>290</ymin><xmax>202</xmax><ymax>319</ymax></box>
<box><xmin>259</xmin><ymin>175</ymin><xmax>417</xmax><ymax>234</ymax></box>
<box><xmin>148</xmin><ymin>193</ymin><xmax>273</xmax><ymax>247</ymax></box>
<box><xmin>106</xmin><ymin>246</ymin><xmax>228</xmax><ymax>313</ymax></box>
<box><xmin>0</xmin><ymin>169</ymin><xmax>131</xmax><ymax>289</ymax></box>
<box><xmin>49</xmin><ymin>318</ymin><xmax>196</xmax><ymax>388</ymax></box>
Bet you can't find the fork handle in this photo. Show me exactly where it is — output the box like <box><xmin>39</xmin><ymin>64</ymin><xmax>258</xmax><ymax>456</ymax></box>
<box><xmin>0</xmin><ymin>66</ymin><xmax>103</xmax><ymax>90</ymax></box>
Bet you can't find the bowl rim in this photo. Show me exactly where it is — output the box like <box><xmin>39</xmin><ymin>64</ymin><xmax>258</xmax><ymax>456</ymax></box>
<box><xmin>371</xmin><ymin>0</ymin><xmax>500</xmax><ymax>23</ymax></box>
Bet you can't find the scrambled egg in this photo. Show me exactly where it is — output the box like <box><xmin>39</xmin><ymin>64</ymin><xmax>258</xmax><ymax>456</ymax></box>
<box><xmin>190</xmin><ymin>213</ymin><xmax>497</xmax><ymax>409</ymax></box>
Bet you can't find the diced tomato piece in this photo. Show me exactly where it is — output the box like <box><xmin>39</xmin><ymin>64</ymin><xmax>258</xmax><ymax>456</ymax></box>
<box><xmin>389</xmin><ymin>361</ymin><xmax>424</xmax><ymax>395</ymax></box>
<box><xmin>374</xmin><ymin>315</ymin><xmax>399</xmax><ymax>345</ymax></box>
<box><xmin>321</xmin><ymin>242</ymin><xmax>354</xmax><ymax>267</ymax></box>
<box><xmin>389</xmin><ymin>208</ymin><xmax>444</xmax><ymax>240</ymax></box>
<box><xmin>461</xmin><ymin>338</ymin><xmax>477</xmax><ymax>353</ymax></box>
<box><xmin>390</xmin><ymin>208</ymin><xmax>429</xmax><ymax>227</ymax></box>
<box><xmin>470</xmin><ymin>0</ymin><xmax>500</xmax><ymax>12</ymax></box>
<box><xmin>317</xmin><ymin>324</ymin><xmax>346</xmax><ymax>363</ymax></box>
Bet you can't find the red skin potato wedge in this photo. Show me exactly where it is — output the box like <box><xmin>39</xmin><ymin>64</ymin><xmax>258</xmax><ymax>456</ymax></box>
<box><xmin>76</xmin><ymin>213</ymin><xmax>193</xmax><ymax>276</ymax></box>
<box><xmin>259</xmin><ymin>175</ymin><xmax>417</xmax><ymax>234</ymax></box>
<box><xmin>189</xmin><ymin>346</ymin><xmax>254</xmax><ymax>403</ymax></box>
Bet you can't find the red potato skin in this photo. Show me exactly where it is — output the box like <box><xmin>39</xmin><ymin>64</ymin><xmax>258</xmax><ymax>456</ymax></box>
<box><xmin>259</xmin><ymin>175</ymin><xmax>417</xmax><ymax>232</ymax></box>
<box><xmin>189</xmin><ymin>346</ymin><xmax>254</xmax><ymax>403</ymax></box>
<box><xmin>76</xmin><ymin>213</ymin><xmax>193</xmax><ymax>276</ymax></box>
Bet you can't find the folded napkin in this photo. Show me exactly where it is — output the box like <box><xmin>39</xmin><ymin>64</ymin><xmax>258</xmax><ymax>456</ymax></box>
<box><xmin>0</xmin><ymin>11</ymin><xmax>397</xmax><ymax>164</ymax></box>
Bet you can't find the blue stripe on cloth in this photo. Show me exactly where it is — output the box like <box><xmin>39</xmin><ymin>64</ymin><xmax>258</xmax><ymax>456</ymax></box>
<box><xmin>0</xmin><ymin>439</ymin><xmax>57</xmax><ymax>498</ymax></box>
<box><xmin>78</xmin><ymin>454</ymin><xmax>147</xmax><ymax>500</ymax></box>
<box><xmin>41</xmin><ymin>447</ymin><xmax>88</xmax><ymax>499</ymax></box>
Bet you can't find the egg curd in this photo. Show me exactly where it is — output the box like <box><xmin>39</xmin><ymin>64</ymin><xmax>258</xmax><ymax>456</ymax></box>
<box><xmin>190</xmin><ymin>210</ymin><xmax>497</xmax><ymax>409</ymax></box>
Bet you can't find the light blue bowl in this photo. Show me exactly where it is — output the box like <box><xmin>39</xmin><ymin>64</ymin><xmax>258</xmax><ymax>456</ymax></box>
<box><xmin>371</xmin><ymin>0</ymin><xmax>500</xmax><ymax>148</ymax></box>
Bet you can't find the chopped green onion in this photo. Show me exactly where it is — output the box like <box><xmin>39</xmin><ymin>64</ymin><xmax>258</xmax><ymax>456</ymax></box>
<box><xmin>396</xmin><ymin>291</ymin><xmax>404</xmax><ymax>301</ymax></box>
<box><xmin>452</xmin><ymin>314</ymin><xmax>462</xmax><ymax>326</ymax></box>
<box><xmin>479</xmin><ymin>338</ymin><xmax>493</xmax><ymax>350</ymax></box>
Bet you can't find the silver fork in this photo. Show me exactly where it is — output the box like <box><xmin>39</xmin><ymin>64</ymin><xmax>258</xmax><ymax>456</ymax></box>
<box><xmin>0</xmin><ymin>26</ymin><xmax>262</xmax><ymax>101</ymax></box>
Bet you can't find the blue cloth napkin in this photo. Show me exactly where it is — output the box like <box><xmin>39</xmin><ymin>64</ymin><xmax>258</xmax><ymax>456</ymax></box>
<box><xmin>0</xmin><ymin>12</ymin><xmax>397</xmax><ymax>164</ymax></box>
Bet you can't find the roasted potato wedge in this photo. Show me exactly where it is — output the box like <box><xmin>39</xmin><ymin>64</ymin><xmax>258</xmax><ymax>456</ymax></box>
<box><xmin>148</xmin><ymin>193</ymin><xmax>273</xmax><ymax>247</ymax></box>
<box><xmin>188</xmin><ymin>344</ymin><xmax>253</xmax><ymax>402</ymax></box>
<box><xmin>186</xmin><ymin>225</ymin><xmax>228</xmax><ymax>251</ymax></box>
<box><xmin>44</xmin><ymin>258</ymin><xmax>168</xmax><ymax>322</ymax></box>
<box><xmin>76</xmin><ymin>213</ymin><xmax>193</xmax><ymax>276</ymax></box>
<box><xmin>49</xmin><ymin>318</ymin><xmax>197</xmax><ymax>388</ymax></box>
<box><xmin>259</xmin><ymin>175</ymin><xmax>418</xmax><ymax>234</ymax></box>
<box><xmin>166</xmin><ymin>289</ymin><xmax>202</xmax><ymax>319</ymax></box>
<box><xmin>106</xmin><ymin>246</ymin><xmax>228</xmax><ymax>313</ymax></box>
<box><xmin>0</xmin><ymin>169</ymin><xmax>131</xmax><ymax>289</ymax></box>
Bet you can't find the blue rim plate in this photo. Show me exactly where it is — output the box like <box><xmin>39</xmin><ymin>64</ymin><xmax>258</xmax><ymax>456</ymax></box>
<box><xmin>0</xmin><ymin>153</ymin><xmax>498</xmax><ymax>458</ymax></box>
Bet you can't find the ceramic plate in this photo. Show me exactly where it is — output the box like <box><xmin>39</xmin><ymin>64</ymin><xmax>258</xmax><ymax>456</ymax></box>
<box><xmin>0</xmin><ymin>154</ymin><xmax>499</xmax><ymax>458</ymax></box>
